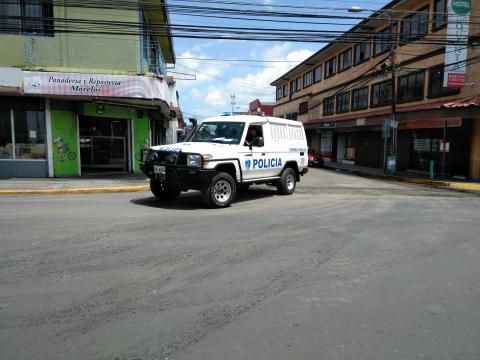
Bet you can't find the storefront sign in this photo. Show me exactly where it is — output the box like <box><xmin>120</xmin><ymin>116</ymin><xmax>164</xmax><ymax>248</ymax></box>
<box><xmin>444</xmin><ymin>0</ymin><xmax>471</xmax><ymax>88</ymax></box>
<box><xmin>23</xmin><ymin>71</ymin><xmax>169</xmax><ymax>102</ymax></box>
<box><xmin>318</xmin><ymin>122</ymin><xmax>336</xmax><ymax>129</ymax></box>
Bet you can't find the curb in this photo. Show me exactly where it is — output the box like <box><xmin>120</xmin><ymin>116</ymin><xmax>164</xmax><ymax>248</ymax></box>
<box><xmin>325</xmin><ymin>166</ymin><xmax>479</xmax><ymax>192</ymax></box>
<box><xmin>0</xmin><ymin>185</ymin><xmax>149</xmax><ymax>195</ymax></box>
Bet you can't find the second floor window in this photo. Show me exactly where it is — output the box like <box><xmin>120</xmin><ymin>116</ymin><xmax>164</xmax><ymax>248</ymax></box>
<box><xmin>351</xmin><ymin>87</ymin><xmax>369</xmax><ymax>111</ymax></box>
<box><xmin>338</xmin><ymin>48</ymin><xmax>352</xmax><ymax>72</ymax></box>
<box><xmin>276</xmin><ymin>87</ymin><xmax>283</xmax><ymax>100</ymax></box>
<box><xmin>282</xmin><ymin>84</ymin><xmax>288</xmax><ymax>98</ymax></box>
<box><xmin>371</xmin><ymin>80</ymin><xmax>392</xmax><ymax>106</ymax></box>
<box><xmin>374</xmin><ymin>25</ymin><xmax>395</xmax><ymax>56</ymax></box>
<box><xmin>401</xmin><ymin>7</ymin><xmax>429</xmax><ymax>43</ymax></box>
<box><xmin>336</xmin><ymin>93</ymin><xmax>350</xmax><ymax>113</ymax></box>
<box><xmin>398</xmin><ymin>70</ymin><xmax>425</xmax><ymax>103</ymax></box>
<box><xmin>303</xmin><ymin>71</ymin><xmax>313</xmax><ymax>88</ymax></box>
<box><xmin>433</xmin><ymin>0</ymin><xmax>447</xmax><ymax>29</ymax></box>
<box><xmin>314</xmin><ymin>65</ymin><xmax>322</xmax><ymax>82</ymax></box>
<box><xmin>0</xmin><ymin>0</ymin><xmax>54</xmax><ymax>36</ymax></box>
<box><xmin>325</xmin><ymin>57</ymin><xmax>336</xmax><ymax>78</ymax></box>
<box><xmin>354</xmin><ymin>41</ymin><xmax>371</xmax><ymax>65</ymax></box>
<box><xmin>323</xmin><ymin>96</ymin><xmax>335</xmax><ymax>116</ymax></box>
<box><xmin>299</xmin><ymin>101</ymin><xmax>308</xmax><ymax>114</ymax></box>
<box><xmin>290</xmin><ymin>77</ymin><xmax>302</xmax><ymax>95</ymax></box>
<box><xmin>428</xmin><ymin>65</ymin><xmax>460</xmax><ymax>98</ymax></box>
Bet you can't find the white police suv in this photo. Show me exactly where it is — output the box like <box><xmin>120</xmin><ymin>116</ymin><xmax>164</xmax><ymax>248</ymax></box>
<box><xmin>141</xmin><ymin>115</ymin><xmax>309</xmax><ymax>208</ymax></box>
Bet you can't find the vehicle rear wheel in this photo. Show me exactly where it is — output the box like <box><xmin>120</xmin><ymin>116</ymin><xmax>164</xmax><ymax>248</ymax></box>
<box><xmin>150</xmin><ymin>179</ymin><xmax>180</xmax><ymax>201</ymax></box>
<box><xmin>277</xmin><ymin>168</ymin><xmax>296</xmax><ymax>195</ymax></box>
<box><xmin>202</xmin><ymin>172</ymin><xmax>236</xmax><ymax>208</ymax></box>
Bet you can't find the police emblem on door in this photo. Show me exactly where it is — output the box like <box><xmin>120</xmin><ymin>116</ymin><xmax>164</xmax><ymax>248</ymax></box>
<box><xmin>245</xmin><ymin>159</ymin><xmax>251</xmax><ymax>170</ymax></box>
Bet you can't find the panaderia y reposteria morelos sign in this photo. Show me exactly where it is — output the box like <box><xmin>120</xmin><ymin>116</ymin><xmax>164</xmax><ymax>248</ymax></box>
<box><xmin>444</xmin><ymin>0</ymin><xmax>471</xmax><ymax>88</ymax></box>
<box><xmin>23</xmin><ymin>71</ymin><xmax>169</xmax><ymax>101</ymax></box>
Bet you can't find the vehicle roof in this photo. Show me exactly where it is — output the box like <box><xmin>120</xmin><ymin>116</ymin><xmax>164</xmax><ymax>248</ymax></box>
<box><xmin>203</xmin><ymin>115</ymin><xmax>304</xmax><ymax>126</ymax></box>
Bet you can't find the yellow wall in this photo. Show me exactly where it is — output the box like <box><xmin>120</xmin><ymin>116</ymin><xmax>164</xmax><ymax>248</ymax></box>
<box><xmin>0</xmin><ymin>5</ymin><xmax>140</xmax><ymax>74</ymax></box>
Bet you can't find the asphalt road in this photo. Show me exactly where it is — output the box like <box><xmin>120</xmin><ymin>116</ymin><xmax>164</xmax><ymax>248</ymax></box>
<box><xmin>1</xmin><ymin>169</ymin><xmax>480</xmax><ymax>360</ymax></box>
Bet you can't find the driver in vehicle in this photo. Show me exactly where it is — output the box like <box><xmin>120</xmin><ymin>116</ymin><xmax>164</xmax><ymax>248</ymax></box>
<box><xmin>244</xmin><ymin>127</ymin><xmax>261</xmax><ymax>146</ymax></box>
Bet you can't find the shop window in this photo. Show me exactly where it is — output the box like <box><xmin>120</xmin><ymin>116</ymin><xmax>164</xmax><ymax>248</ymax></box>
<box><xmin>0</xmin><ymin>110</ymin><xmax>13</xmax><ymax>159</ymax></box>
<box><xmin>0</xmin><ymin>0</ymin><xmax>53</xmax><ymax>36</ymax></box>
<box><xmin>371</xmin><ymin>80</ymin><xmax>392</xmax><ymax>106</ymax></box>
<box><xmin>325</xmin><ymin>57</ymin><xmax>336</xmax><ymax>78</ymax></box>
<box><xmin>397</xmin><ymin>70</ymin><xmax>425</xmax><ymax>103</ymax></box>
<box><xmin>351</xmin><ymin>87</ymin><xmax>369</xmax><ymax>111</ymax></box>
<box><xmin>303</xmin><ymin>71</ymin><xmax>313</xmax><ymax>88</ymax></box>
<box><xmin>336</xmin><ymin>93</ymin><xmax>350</xmax><ymax>113</ymax></box>
<box><xmin>401</xmin><ymin>7</ymin><xmax>429</xmax><ymax>43</ymax></box>
<box><xmin>374</xmin><ymin>25</ymin><xmax>395</xmax><ymax>56</ymax></box>
<box><xmin>338</xmin><ymin>48</ymin><xmax>352</xmax><ymax>72</ymax></box>
<box><xmin>0</xmin><ymin>110</ymin><xmax>46</xmax><ymax>160</ymax></box>
<box><xmin>323</xmin><ymin>96</ymin><xmax>335</xmax><ymax>116</ymax></box>
<box><xmin>428</xmin><ymin>65</ymin><xmax>461</xmax><ymax>98</ymax></box>
<box><xmin>313</xmin><ymin>65</ymin><xmax>322</xmax><ymax>83</ymax></box>
<box><xmin>433</xmin><ymin>0</ymin><xmax>447</xmax><ymax>29</ymax></box>
<box><xmin>354</xmin><ymin>41</ymin><xmax>371</xmax><ymax>65</ymax></box>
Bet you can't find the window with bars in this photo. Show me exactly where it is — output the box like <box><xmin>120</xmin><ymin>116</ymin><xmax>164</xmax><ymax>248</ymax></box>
<box><xmin>398</xmin><ymin>70</ymin><xmax>425</xmax><ymax>103</ymax></box>
<box><xmin>433</xmin><ymin>0</ymin><xmax>447</xmax><ymax>29</ymax></box>
<box><xmin>338</xmin><ymin>48</ymin><xmax>352</xmax><ymax>72</ymax></box>
<box><xmin>313</xmin><ymin>65</ymin><xmax>322</xmax><ymax>82</ymax></box>
<box><xmin>351</xmin><ymin>87</ymin><xmax>369</xmax><ymax>111</ymax></box>
<box><xmin>371</xmin><ymin>80</ymin><xmax>392</xmax><ymax>106</ymax></box>
<box><xmin>298</xmin><ymin>101</ymin><xmax>308</xmax><ymax>114</ymax></box>
<box><xmin>374</xmin><ymin>25</ymin><xmax>395</xmax><ymax>56</ymax></box>
<box><xmin>323</xmin><ymin>96</ymin><xmax>335</xmax><ymax>116</ymax></box>
<box><xmin>428</xmin><ymin>65</ymin><xmax>461</xmax><ymax>98</ymax></box>
<box><xmin>401</xmin><ymin>7</ymin><xmax>429</xmax><ymax>43</ymax></box>
<box><xmin>325</xmin><ymin>57</ymin><xmax>336</xmax><ymax>78</ymax></box>
<box><xmin>336</xmin><ymin>92</ymin><xmax>350</xmax><ymax>113</ymax></box>
<box><xmin>354</xmin><ymin>41</ymin><xmax>371</xmax><ymax>65</ymax></box>
<box><xmin>0</xmin><ymin>0</ymin><xmax>53</xmax><ymax>36</ymax></box>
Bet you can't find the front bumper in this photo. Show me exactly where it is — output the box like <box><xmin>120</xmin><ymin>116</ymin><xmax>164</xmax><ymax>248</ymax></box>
<box><xmin>141</xmin><ymin>162</ymin><xmax>216</xmax><ymax>190</ymax></box>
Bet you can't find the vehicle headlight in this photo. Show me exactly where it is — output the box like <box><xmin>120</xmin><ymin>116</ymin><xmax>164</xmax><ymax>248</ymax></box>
<box><xmin>147</xmin><ymin>151</ymin><xmax>158</xmax><ymax>162</ymax></box>
<box><xmin>187</xmin><ymin>154</ymin><xmax>202</xmax><ymax>167</ymax></box>
<box><xmin>165</xmin><ymin>152</ymin><xmax>177</xmax><ymax>164</ymax></box>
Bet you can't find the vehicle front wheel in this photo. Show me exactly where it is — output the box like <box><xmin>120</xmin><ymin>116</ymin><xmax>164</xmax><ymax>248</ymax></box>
<box><xmin>277</xmin><ymin>168</ymin><xmax>296</xmax><ymax>195</ymax></box>
<box><xmin>150</xmin><ymin>179</ymin><xmax>180</xmax><ymax>201</ymax></box>
<box><xmin>202</xmin><ymin>172</ymin><xmax>236</xmax><ymax>208</ymax></box>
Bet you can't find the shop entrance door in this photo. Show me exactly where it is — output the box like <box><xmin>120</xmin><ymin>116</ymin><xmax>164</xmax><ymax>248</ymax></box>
<box><xmin>79</xmin><ymin>117</ymin><xmax>129</xmax><ymax>172</ymax></box>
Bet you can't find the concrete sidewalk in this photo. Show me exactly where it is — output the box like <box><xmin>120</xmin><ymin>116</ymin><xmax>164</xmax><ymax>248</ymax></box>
<box><xmin>324</xmin><ymin>161</ymin><xmax>480</xmax><ymax>192</ymax></box>
<box><xmin>0</xmin><ymin>173</ymin><xmax>149</xmax><ymax>195</ymax></box>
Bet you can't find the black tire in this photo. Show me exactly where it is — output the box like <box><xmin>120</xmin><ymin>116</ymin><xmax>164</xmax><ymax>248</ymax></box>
<box><xmin>150</xmin><ymin>179</ymin><xmax>180</xmax><ymax>201</ymax></box>
<box><xmin>277</xmin><ymin>168</ymin><xmax>296</xmax><ymax>195</ymax></box>
<box><xmin>201</xmin><ymin>172</ymin><xmax>237</xmax><ymax>208</ymax></box>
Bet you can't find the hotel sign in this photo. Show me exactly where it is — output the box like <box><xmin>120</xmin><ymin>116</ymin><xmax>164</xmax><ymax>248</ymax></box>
<box><xmin>444</xmin><ymin>0</ymin><xmax>471</xmax><ymax>88</ymax></box>
<box><xmin>23</xmin><ymin>71</ymin><xmax>169</xmax><ymax>102</ymax></box>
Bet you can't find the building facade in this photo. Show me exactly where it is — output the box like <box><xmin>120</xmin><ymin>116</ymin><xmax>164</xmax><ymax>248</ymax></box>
<box><xmin>249</xmin><ymin>99</ymin><xmax>274</xmax><ymax>116</ymax></box>
<box><xmin>272</xmin><ymin>0</ymin><xmax>480</xmax><ymax>179</ymax></box>
<box><xmin>0</xmin><ymin>0</ymin><xmax>177</xmax><ymax>177</ymax></box>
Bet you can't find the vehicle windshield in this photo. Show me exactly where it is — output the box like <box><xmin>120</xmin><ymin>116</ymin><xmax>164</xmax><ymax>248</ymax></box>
<box><xmin>191</xmin><ymin>122</ymin><xmax>245</xmax><ymax>144</ymax></box>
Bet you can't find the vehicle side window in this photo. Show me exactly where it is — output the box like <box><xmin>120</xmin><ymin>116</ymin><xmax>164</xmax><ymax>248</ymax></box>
<box><xmin>244</xmin><ymin>125</ymin><xmax>264</xmax><ymax>147</ymax></box>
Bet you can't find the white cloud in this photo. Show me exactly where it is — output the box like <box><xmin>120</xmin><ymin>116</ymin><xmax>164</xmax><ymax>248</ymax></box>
<box><xmin>205</xmin><ymin>88</ymin><xmax>227</xmax><ymax>107</ymax></box>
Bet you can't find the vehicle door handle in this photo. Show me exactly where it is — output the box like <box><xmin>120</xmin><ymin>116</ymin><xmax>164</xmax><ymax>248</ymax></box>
<box><xmin>261</xmin><ymin>152</ymin><xmax>266</xmax><ymax>156</ymax></box>
<box><xmin>244</xmin><ymin>154</ymin><xmax>252</xmax><ymax>156</ymax></box>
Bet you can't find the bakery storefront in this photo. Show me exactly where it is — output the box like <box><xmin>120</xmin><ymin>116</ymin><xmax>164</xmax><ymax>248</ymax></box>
<box><xmin>0</xmin><ymin>70</ymin><xmax>171</xmax><ymax>178</ymax></box>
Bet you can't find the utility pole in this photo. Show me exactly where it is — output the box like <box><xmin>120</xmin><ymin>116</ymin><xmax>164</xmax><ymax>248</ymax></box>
<box><xmin>230</xmin><ymin>94</ymin><xmax>236</xmax><ymax>115</ymax></box>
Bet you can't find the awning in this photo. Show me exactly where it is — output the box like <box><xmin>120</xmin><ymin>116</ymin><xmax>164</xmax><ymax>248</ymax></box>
<box><xmin>442</xmin><ymin>95</ymin><xmax>480</xmax><ymax>108</ymax></box>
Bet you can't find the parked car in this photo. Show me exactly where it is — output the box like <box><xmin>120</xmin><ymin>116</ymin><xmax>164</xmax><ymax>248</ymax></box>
<box><xmin>308</xmin><ymin>148</ymin><xmax>324</xmax><ymax>167</ymax></box>
<box><xmin>141</xmin><ymin>115</ymin><xmax>309</xmax><ymax>208</ymax></box>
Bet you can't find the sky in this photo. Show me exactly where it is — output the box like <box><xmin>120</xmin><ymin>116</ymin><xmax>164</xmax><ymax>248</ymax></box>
<box><xmin>168</xmin><ymin>0</ymin><xmax>390</xmax><ymax>121</ymax></box>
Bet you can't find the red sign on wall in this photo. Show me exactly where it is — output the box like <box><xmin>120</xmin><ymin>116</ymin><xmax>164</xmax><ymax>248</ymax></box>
<box><xmin>447</xmin><ymin>73</ymin><xmax>466</xmax><ymax>87</ymax></box>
